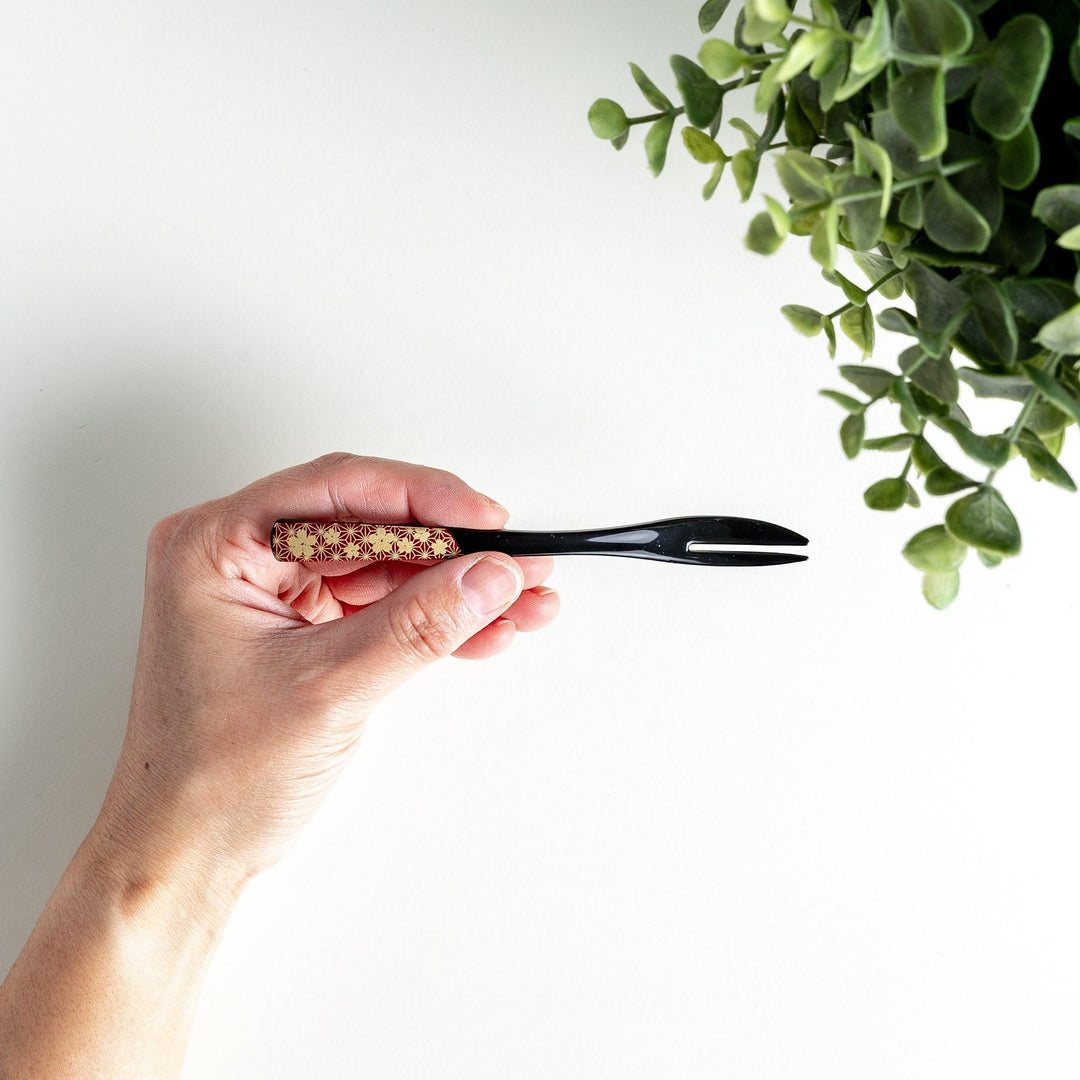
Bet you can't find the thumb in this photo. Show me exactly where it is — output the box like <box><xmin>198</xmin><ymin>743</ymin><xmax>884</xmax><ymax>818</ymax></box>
<box><xmin>323</xmin><ymin>553</ymin><xmax>525</xmax><ymax>697</ymax></box>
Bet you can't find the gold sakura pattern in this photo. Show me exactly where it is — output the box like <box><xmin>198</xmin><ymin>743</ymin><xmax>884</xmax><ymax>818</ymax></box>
<box><xmin>272</xmin><ymin>520</ymin><xmax>461</xmax><ymax>562</ymax></box>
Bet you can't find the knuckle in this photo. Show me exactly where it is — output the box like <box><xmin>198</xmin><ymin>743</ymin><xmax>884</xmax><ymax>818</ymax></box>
<box><xmin>147</xmin><ymin>511</ymin><xmax>186</xmax><ymax>556</ymax></box>
<box><xmin>388</xmin><ymin>593</ymin><xmax>459</xmax><ymax>662</ymax></box>
<box><xmin>313</xmin><ymin>451</ymin><xmax>357</xmax><ymax>468</ymax></box>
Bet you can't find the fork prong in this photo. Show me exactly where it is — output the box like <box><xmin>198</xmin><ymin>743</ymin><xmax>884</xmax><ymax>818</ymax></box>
<box><xmin>679</xmin><ymin>550</ymin><xmax>809</xmax><ymax>567</ymax></box>
<box><xmin>678</xmin><ymin>516</ymin><xmax>809</xmax><ymax>547</ymax></box>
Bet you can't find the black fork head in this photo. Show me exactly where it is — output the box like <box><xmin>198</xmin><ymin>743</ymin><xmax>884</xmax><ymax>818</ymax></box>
<box><xmin>650</xmin><ymin>516</ymin><xmax>809</xmax><ymax>566</ymax></box>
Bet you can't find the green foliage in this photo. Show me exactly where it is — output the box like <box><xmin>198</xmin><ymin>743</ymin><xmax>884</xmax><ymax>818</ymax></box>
<box><xmin>945</xmin><ymin>486</ymin><xmax>1022</xmax><ymax>556</ymax></box>
<box><xmin>588</xmin><ymin>0</ymin><xmax>1079</xmax><ymax>608</ymax></box>
<box><xmin>903</xmin><ymin>524</ymin><xmax>967</xmax><ymax>571</ymax></box>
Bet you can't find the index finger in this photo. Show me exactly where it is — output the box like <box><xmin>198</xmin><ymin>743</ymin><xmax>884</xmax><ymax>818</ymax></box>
<box><xmin>220</xmin><ymin>452</ymin><xmax>511</xmax><ymax>544</ymax></box>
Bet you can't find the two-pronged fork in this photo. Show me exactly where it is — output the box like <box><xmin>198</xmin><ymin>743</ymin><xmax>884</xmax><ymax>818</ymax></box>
<box><xmin>271</xmin><ymin>517</ymin><xmax>809</xmax><ymax>567</ymax></box>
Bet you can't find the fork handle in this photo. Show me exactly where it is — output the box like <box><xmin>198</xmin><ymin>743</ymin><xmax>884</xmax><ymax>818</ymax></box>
<box><xmin>272</xmin><ymin>521</ymin><xmax>463</xmax><ymax>562</ymax></box>
<box><xmin>271</xmin><ymin>519</ymin><xmax>662</xmax><ymax>563</ymax></box>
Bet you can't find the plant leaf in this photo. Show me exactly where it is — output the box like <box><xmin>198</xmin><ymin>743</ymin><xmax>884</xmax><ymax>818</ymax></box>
<box><xmin>957</xmin><ymin>368</ymin><xmax>1030</xmax><ymax>401</ymax></box>
<box><xmin>1035</xmin><ymin>303</ymin><xmax>1080</xmax><ymax>355</ymax></box>
<box><xmin>732</xmin><ymin>147</ymin><xmax>759</xmax><ymax>201</ymax></box>
<box><xmin>746</xmin><ymin>211</ymin><xmax>785</xmax><ymax>254</ymax></box>
<box><xmin>670</xmin><ymin>55</ymin><xmax>723</xmax><ymax>128</ymax></box>
<box><xmin>838</xmin><ymin>174</ymin><xmax>885</xmax><ymax>250</ymax></box>
<box><xmin>1005</xmin><ymin>279</ymin><xmax>1077</xmax><ymax>357</ymax></box>
<box><xmin>844</xmin><ymin>123</ymin><xmax>893</xmax><ymax>216</ymax></box>
<box><xmin>1057</xmin><ymin>224</ymin><xmax>1080</xmax><ymax>250</ymax></box>
<box><xmin>1032</xmin><ymin>184</ymin><xmax>1080</xmax><ymax>236</ymax></box>
<box><xmin>851</xmin><ymin>0</ymin><xmax>892</xmax><ymax>75</ymax></box>
<box><xmin>911</xmin><ymin>435</ymin><xmax>946</xmax><ymax>474</ymax></box>
<box><xmin>781</xmin><ymin>304</ymin><xmax>824</xmax><ymax>336</ymax></box>
<box><xmin>902</xmin><ymin>261</ymin><xmax>971</xmax><ymax>357</ymax></box>
<box><xmin>852</xmin><ymin>252</ymin><xmax>903</xmax><ymax>298</ymax></box>
<box><xmin>823</xmin><ymin>268</ymin><xmax>867</xmax><ymax>306</ymax></box>
<box><xmin>810</xmin><ymin>202</ymin><xmax>839</xmax><ymax>271</ymax></box>
<box><xmin>890</xmin><ymin>375</ymin><xmax>923</xmax><ymax>433</ymax></box>
<box><xmin>899</xmin><ymin>345</ymin><xmax>959</xmax><ymax>405</ymax></box>
<box><xmin>899</xmin><ymin>185</ymin><xmax>925</xmax><ymax>229</ymax></box>
<box><xmin>764</xmin><ymin>195</ymin><xmax>791</xmax><ymax>238</ymax></box>
<box><xmin>775</xmin><ymin>149</ymin><xmax>833</xmax><ymax>203</ymax></box>
<box><xmin>630</xmin><ymin>63</ymin><xmax>674</xmax><ymax>112</ymax></box>
<box><xmin>819</xmin><ymin>389</ymin><xmax>866</xmax><ymax>413</ymax></box>
<box><xmin>1015</xmin><ymin>428</ymin><xmax>1077</xmax><ymax>490</ymax></box>
<box><xmin>840</xmin><ymin>303</ymin><xmax>875</xmax><ymax>358</ymax></box>
<box><xmin>898</xmin><ymin>0</ymin><xmax>974</xmax><ymax>57</ymax></box>
<box><xmin>742</xmin><ymin>0</ymin><xmax>792</xmax><ymax>45</ymax></box>
<box><xmin>784</xmin><ymin>88</ymin><xmax>818</xmax><ymax>149</ymax></box>
<box><xmin>972</xmin><ymin>14</ymin><xmax>1053</xmax><ymax>140</ymax></box>
<box><xmin>889</xmin><ymin>66</ymin><xmax>946</xmax><ymax>161</ymax></box>
<box><xmin>840</xmin><ymin>412</ymin><xmax>865</xmax><ymax>458</ymax></box>
<box><xmin>878</xmin><ymin>306</ymin><xmax>919</xmax><ymax>336</ymax></box>
<box><xmin>683</xmin><ymin>126</ymin><xmax>724</xmax><ymax>163</ymax></box>
<box><xmin>871</xmin><ymin>107</ymin><xmax>925</xmax><ymax>178</ymax></box>
<box><xmin>839</xmin><ymin>364</ymin><xmax>894</xmax><ymax>397</ymax></box>
<box><xmin>944</xmin><ymin>485</ymin><xmax>1021</xmax><ymax>555</ymax></box>
<box><xmin>1020</xmin><ymin>360</ymin><xmax>1080</xmax><ymax>423</ymax></box>
<box><xmin>699</xmin><ymin>38</ymin><xmax>745</xmax><ymax>81</ymax></box>
<box><xmin>904</xmin><ymin>524</ymin><xmax>968</xmax><ymax>571</ymax></box>
<box><xmin>864</xmin><ymin>476</ymin><xmax>910</xmax><ymax>510</ymax></box>
<box><xmin>933</xmin><ymin>417</ymin><xmax>1010</xmax><ymax>467</ymax></box>
<box><xmin>922</xmin><ymin>569</ymin><xmax>961</xmax><ymax>609</ymax></box>
<box><xmin>926</xmin><ymin>465</ymin><xmax>979</xmax><ymax>494</ymax></box>
<box><xmin>822</xmin><ymin>314</ymin><xmax>837</xmax><ymax>358</ymax></box>
<box><xmin>923</xmin><ymin>178</ymin><xmax>992</xmax><ymax>252</ymax></box>
<box><xmin>699</xmin><ymin>0</ymin><xmax>734</xmax><ymax>33</ymax></box>
<box><xmin>996</xmin><ymin>122</ymin><xmax>1041</xmax><ymax>190</ymax></box>
<box><xmin>863</xmin><ymin>433</ymin><xmax>916</xmax><ymax>450</ymax></box>
<box><xmin>588</xmin><ymin>99</ymin><xmax>629</xmax><ymax>140</ymax></box>
<box><xmin>702</xmin><ymin>160</ymin><xmax>726</xmax><ymax>200</ymax></box>
<box><xmin>729</xmin><ymin>117</ymin><xmax>759</xmax><ymax>150</ymax></box>
<box><xmin>773</xmin><ymin>28</ymin><xmax>832</xmax><ymax>84</ymax></box>
<box><xmin>645</xmin><ymin>115</ymin><xmax>676</xmax><ymax>176</ymax></box>
<box><xmin>955</xmin><ymin>274</ymin><xmax>1019</xmax><ymax>370</ymax></box>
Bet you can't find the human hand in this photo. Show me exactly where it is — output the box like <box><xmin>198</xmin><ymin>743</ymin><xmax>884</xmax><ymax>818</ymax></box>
<box><xmin>94</xmin><ymin>452</ymin><xmax>560</xmax><ymax>902</ymax></box>
<box><xmin>0</xmin><ymin>453</ymin><xmax>560</xmax><ymax>1077</ymax></box>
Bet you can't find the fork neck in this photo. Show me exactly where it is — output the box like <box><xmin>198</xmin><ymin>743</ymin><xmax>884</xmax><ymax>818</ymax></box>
<box><xmin>449</xmin><ymin>524</ymin><xmax>663</xmax><ymax>558</ymax></box>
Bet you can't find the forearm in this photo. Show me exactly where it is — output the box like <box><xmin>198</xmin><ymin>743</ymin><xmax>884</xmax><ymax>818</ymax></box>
<box><xmin>0</xmin><ymin>817</ymin><xmax>242</xmax><ymax>1080</ymax></box>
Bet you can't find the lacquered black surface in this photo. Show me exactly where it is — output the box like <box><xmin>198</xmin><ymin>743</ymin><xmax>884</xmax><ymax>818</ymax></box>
<box><xmin>449</xmin><ymin>516</ymin><xmax>809</xmax><ymax>566</ymax></box>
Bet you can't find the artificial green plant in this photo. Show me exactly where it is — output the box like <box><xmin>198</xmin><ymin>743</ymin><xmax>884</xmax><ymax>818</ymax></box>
<box><xmin>589</xmin><ymin>0</ymin><xmax>1080</xmax><ymax>607</ymax></box>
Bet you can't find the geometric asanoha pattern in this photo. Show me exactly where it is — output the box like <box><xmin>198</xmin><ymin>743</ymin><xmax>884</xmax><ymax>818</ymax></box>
<box><xmin>271</xmin><ymin>520</ymin><xmax>462</xmax><ymax>562</ymax></box>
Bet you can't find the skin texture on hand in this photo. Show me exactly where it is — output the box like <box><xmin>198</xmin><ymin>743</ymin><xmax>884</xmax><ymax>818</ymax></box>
<box><xmin>0</xmin><ymin>453</ymin><xmax>560</xmax><ymax>1079</ymax></box>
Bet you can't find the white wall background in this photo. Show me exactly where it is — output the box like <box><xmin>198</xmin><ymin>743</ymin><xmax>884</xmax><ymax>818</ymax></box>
<box><xmin>2</xmin><ymin>2</ymin><xmax>1078</xmax><ymax>1077</ymax></box>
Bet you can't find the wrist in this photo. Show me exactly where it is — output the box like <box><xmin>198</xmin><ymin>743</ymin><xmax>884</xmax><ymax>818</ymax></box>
<box><xmin>0</xmin><ymin>809</ymin><xmax>245</xmax><ymax>1078</ymax></box>
<box><xmin>81</xmin><ymin>801</ymin><xmax>248</xmax><ymax>938</ymax></box>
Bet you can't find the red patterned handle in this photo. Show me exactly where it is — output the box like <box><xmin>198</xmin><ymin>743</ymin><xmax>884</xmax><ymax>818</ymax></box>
<box><xmin>272</xmin><ymin>520</ymin><xmax>462</xmax><ymax>562</ymax></box>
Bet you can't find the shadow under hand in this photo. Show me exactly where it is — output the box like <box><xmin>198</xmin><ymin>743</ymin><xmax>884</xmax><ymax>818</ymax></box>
<box><xmin>0</xmin><ymin>357</ymin><xmax>299</xmax><ymax>974</ymax></box>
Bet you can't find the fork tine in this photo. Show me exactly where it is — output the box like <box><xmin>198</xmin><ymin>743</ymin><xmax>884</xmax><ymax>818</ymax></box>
<box><xmin>680</xmin><ymin>550</ymin><xmax>808</xmax><ymax>566</ymax></box>
<box><xmin>688</xmin><ymin>516</ymin><xmax>809</xmax><ymax>547</ymax></box>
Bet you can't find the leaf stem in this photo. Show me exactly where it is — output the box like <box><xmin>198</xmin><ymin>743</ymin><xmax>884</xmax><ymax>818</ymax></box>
<box><xmin>890</xmin><ymin>49</ymin><xmax>989</xmax><ymax>69</ymax></box>
<box><xmin>985</xmin><ymin>352</ymin><xmax>1062</xmax><ymax>485</ymax></box>
<box><xmin>900</xmin><ymin>420</ymin><xmax>927</xmax><ymax>480</ymax></box>
<box><xmin>786</xmin><ymin>14</ymin><xmax>860</xmax><ymax>43</ymax></box>
<box><xmin>824</xmin><ymin>267</ymin><xmax>901</xmax><ymax>319</ymax></box>
<box><xmin>789</xmin><ymin>158</ymin><xmax>986</xmax><ymax>221</ymax></box>
<box><xmin>627</xmin><ymin>107</ymin><xmax>685</xmax><ymax>126</ymax></box>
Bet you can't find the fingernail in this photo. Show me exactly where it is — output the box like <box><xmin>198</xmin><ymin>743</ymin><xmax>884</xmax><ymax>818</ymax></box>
<box><xmin>461</xmin><ymin>558</ymin><xmax>521</xmax><ymax>617</ymax></box>
<box><xmin>480</xmin><ymin>493</ymin><xmax>509</xmax><ymax>514</ymax></box>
